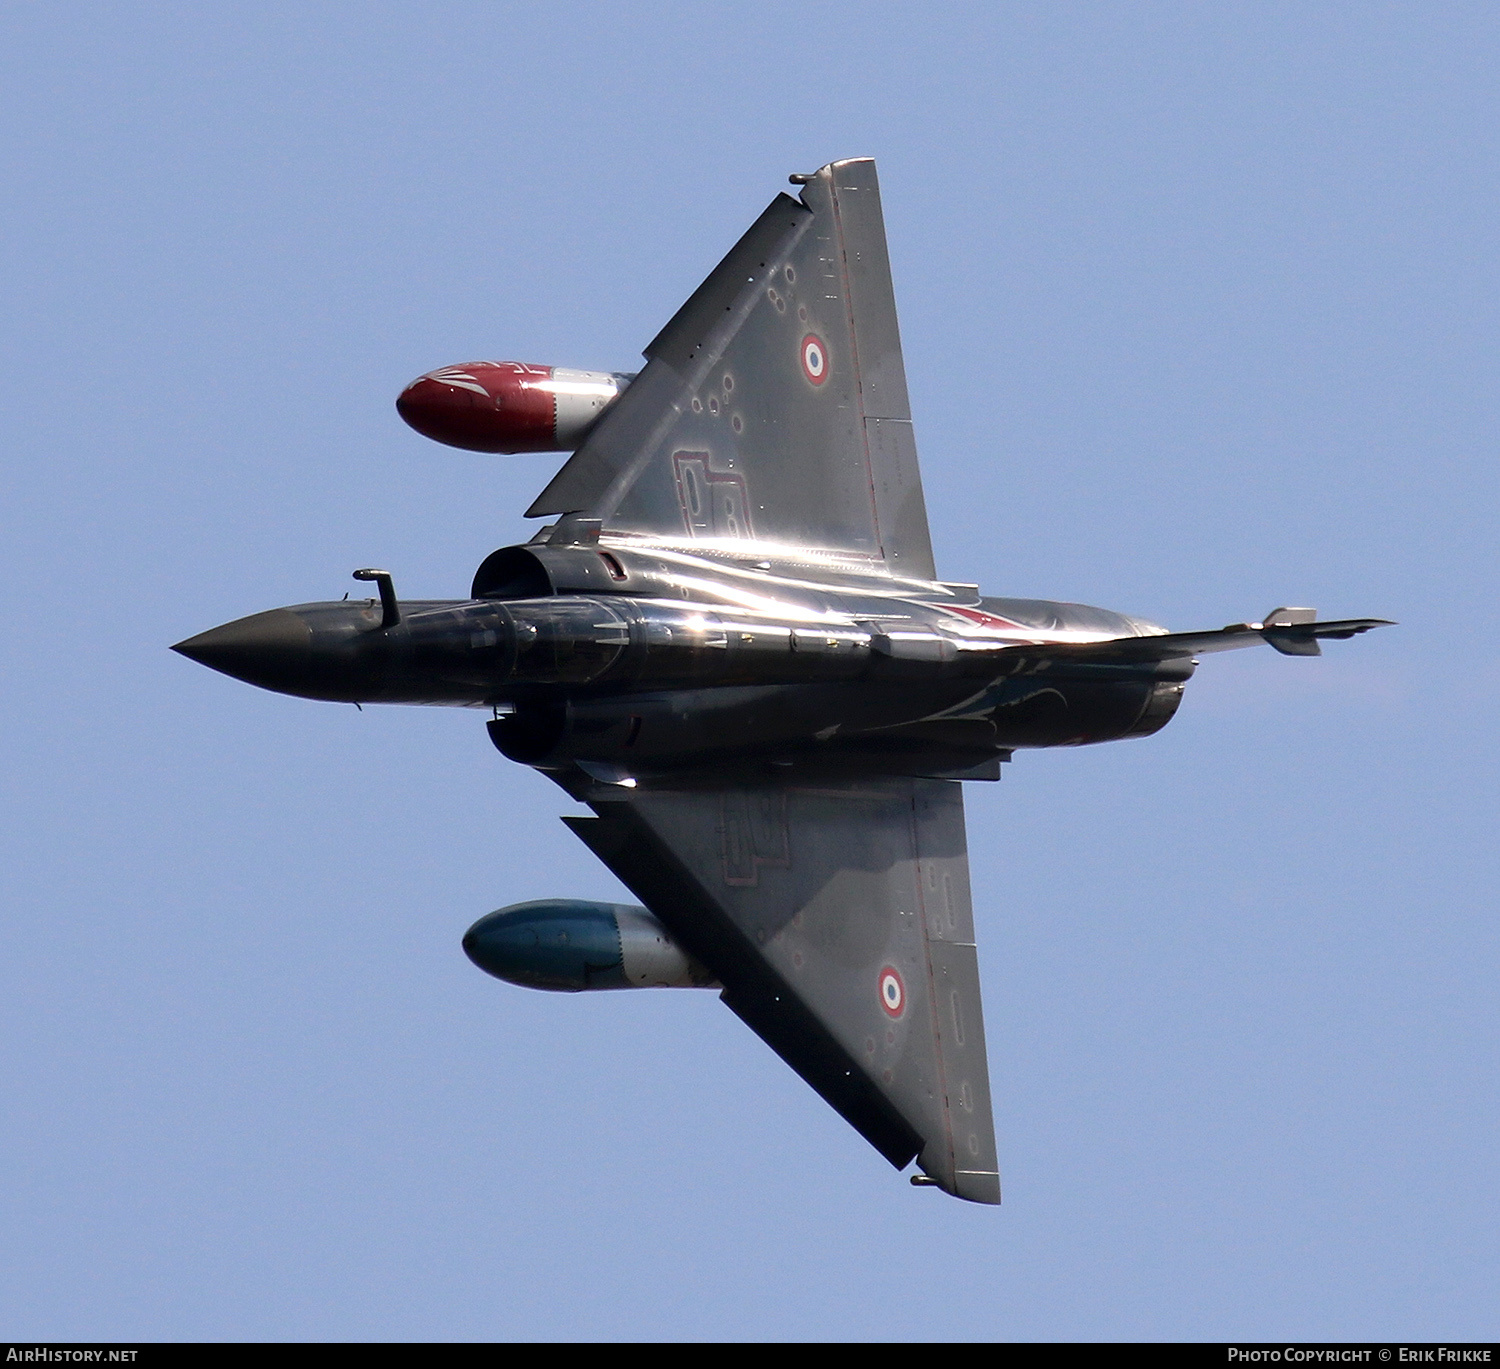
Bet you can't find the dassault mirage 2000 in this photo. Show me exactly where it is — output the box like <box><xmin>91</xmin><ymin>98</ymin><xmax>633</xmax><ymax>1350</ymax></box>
<box><xmin>175</xmin><ymin>159</ymin><xmax>1389</xmax><ymax>1204</ymax></box>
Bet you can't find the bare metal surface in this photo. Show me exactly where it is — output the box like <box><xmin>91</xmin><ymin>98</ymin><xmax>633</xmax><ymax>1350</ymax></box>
<box><xmin>528</xmin><ymin>160</ymin><xmax>936</xmax><ymax>579</ymax></box>
<box><xmin>175</xmin><ymin>158</ymin><xmax>1390</xmax><ymax>1205</ymax></box>
<box><xmin>569</xmin><ymin>777</ymin><xmax>999</xmax><ymax>1201</ymax></box>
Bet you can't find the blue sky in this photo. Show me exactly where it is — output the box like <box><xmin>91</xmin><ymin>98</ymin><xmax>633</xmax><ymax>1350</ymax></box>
<box><xmin>2</xmin><ymin>2</ymin><xmax>1495</xmax><ymax>1341</ymax></box>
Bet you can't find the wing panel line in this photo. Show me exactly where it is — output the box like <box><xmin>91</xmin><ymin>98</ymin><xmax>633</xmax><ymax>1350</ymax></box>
<box><xmin>908</xmin><ymin>784</ymin><xmax>960</xmax><ymax>1188</ymax></box>
<box><xmin>827</xmin><ymin>170</ymin><xmax>887</xmax><ymax>566</ymax></box>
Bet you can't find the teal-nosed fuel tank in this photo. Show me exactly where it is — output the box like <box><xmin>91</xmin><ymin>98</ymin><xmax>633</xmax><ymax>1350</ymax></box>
<box><xmin>462</xmin><ymin>899</ymin><xmax>718</xmax><ymax>992</ymax></box>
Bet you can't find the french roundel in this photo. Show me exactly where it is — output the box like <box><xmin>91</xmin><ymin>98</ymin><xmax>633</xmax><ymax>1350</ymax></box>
<box><xmin>878</xmin><ymin>966</ymin><xmax>905</xmax><ymax>1018</ymax></box>
<box><xmin>800</xmin><ymin>333</ymin><xmax>829</xmax><ymax>386</ymax></box>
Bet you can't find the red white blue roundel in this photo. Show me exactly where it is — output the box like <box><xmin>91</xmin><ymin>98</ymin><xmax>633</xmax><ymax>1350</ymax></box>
<box><xmin>879</xmin><ymin>965</ymin><xmax>905</xmax><ymax>1018</ymax></box>
<box><xmin>801</xmin><ymin>333</ymin><xmax>829</xmax><ymax>385</ymax></box>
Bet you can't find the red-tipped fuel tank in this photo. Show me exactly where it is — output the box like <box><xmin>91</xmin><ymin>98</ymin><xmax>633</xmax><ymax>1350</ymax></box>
<box><xmin>396</xmin><ymin>362</ymin><xmax>633</xmax><ymax>453</ymax></box>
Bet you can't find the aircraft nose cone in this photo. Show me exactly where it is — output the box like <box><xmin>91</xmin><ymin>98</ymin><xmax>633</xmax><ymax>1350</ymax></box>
<box><xmin>173</xmin><ymin>608</ymin><xmax>314</xmax><ymax>688</ymax></box>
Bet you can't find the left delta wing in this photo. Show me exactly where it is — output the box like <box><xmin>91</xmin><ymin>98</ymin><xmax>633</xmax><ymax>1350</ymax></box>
<box><xmin>529</xmin><ymin>158</ymin><xmax>937</xmax><ymax>578</ymax></box>
<box><xmin>563</xmin><ymin>777</ymin><xmax>1000</xmax><ymax>1203</ymax></box>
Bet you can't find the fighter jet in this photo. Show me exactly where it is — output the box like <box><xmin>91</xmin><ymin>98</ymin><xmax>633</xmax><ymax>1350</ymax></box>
<box><xmin>175</xmin><ymin>159</ymin><xmax>1389</xmax><ymax>1204</ymax></box>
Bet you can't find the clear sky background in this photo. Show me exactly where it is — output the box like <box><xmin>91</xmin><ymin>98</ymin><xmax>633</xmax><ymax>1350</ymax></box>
<box><xmin>2</xmin><ymin>2</ymin><xmax>1495</xmax><ymax>1343</ymax></box>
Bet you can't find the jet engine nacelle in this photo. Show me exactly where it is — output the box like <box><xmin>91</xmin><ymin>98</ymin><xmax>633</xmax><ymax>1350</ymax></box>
<box><xmin>396</xmin><ymin>361</ymin><xmax>633</xmax><ymax>453</ymax></box>
<box><xmin>462</xmin><ymin>899</ymin><xmax>717</xmax><ymax>992</ymax></box>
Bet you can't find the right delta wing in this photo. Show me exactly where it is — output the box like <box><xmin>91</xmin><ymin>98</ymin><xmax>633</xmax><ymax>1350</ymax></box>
<box><xmin>530</xmin><ymin>158</ymin><xmax>936</xmax><ymax>579</ymax></box>
<box><xmin>564</xmin><ymin>776</ymin><xmax>1000</xmax><ymax>1204</ymax></box>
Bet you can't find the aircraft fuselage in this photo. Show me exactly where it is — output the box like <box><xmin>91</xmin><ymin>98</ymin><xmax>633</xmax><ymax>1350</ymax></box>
<box><xmin>175</xmin><ymin>538</ymin><xmax>1188</xmax><ymax>785</ymax></box>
